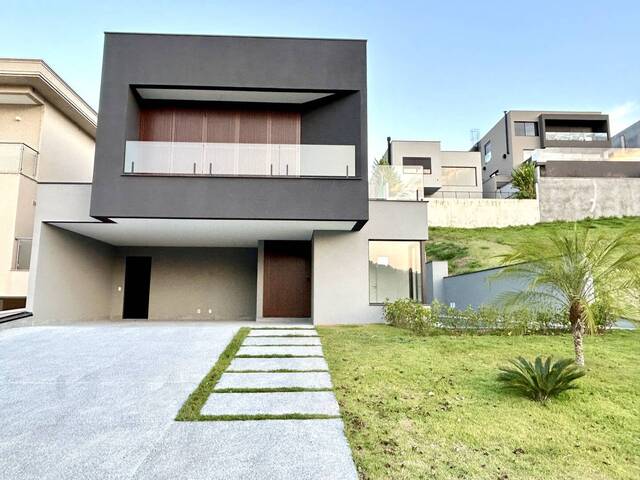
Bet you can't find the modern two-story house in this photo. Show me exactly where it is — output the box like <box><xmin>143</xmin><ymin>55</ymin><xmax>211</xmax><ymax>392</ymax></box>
<box><xmin>26</xmin><ymin>33</ymin><xmax>428</xmax><ymax>325</ymax></box>
<box><xmin>474</xmin><ymin>110</ymin><xmax>611</xmax><ymax>195</ymax></box>
<box><xmin>380</xmin><ymin>139</ymin><xmax>482</xmax><ymax>199</ymax></box>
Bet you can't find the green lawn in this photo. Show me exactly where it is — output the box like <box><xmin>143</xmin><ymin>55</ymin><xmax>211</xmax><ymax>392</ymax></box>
<box><xmin>426</xmin><ymin>216</ymin><xmax>640</xmax><ymax>275</ymax></box>
<box><xmin>319</xmin><ymin>325</ymin><xmax>640</xmax><ymax>480</ymax></box>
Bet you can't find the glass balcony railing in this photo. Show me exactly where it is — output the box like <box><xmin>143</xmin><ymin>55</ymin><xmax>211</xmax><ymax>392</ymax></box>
<box><xmin>369</xmin><ymin>165</ymin><xmax>424</xmax><ymax>201</ymax></box>
<box><xmin>124</xmin><ymin>141</ymin><xmax>356</xmax><ymax>177</ymax></box>
<box><xmin>545</xmin><ymin>131</ymin><xmax>608</xmax><ymax>142</ymax></box>
<box><xmin>0</xmin><ymin>143</ymin><xmax>38</xmax><ymax>178</ymax></box>
<box><xmin>533</xmin><ymin>147</ymin><xmax>640</xmax><ymax>163</ymax></box>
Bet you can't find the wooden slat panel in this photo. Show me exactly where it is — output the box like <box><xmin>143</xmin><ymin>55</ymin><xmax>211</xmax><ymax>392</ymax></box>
<box><xmin>270</xmin><ymin>111</ymin><xmax>301</xmax><ymax>144</ymax></box>
<box><xmin>206</xmin><ymin>109</ymin><xmax>238</xmax><ymax>143</ymax></box>
<box><xmin>140</xmin><ymin>108</ymin><xmax>174</xmax><ymax>141</ymax></box>
<box><xmin>173</xmin><ymin>109</ymin><xmax>204</xmax><ymax>142</ymax></box>
<box><xmin>238</xmin><ymin>110</ymin><xmax>269</xmax><ymax>144</ymax></box>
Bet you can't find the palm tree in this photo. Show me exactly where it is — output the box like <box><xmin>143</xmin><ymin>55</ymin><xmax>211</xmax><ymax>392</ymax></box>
<box><xmin>510</xmin><ymin>161</ymin><xmax>536</xmax><ymax>199</ymax></box>
<box><xmin>494</xmin><ymin>225</ymin><xmax>640</xmax><ymax>366</ymax></box>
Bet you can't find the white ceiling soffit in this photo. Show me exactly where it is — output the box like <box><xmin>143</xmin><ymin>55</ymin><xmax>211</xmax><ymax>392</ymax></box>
<box><xmin>50</xmin><ymin>218</ymin><xmax>355</xmax><ymax>248</ymax></box>
<box><xmin>136</xmin><ymin>88</ymin><xmax>334</xmax><ymax>104</ymax></box>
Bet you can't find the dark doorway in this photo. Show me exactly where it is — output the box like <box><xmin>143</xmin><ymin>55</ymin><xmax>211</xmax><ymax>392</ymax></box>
<box><xmin>263</xmin><ymin>241</ymin><xmax>311</xmax><ymax>318</ymax></box>
<box><xmin>123</xmin><ymin>256</ymin><xmax>152</xmax><ymax>319</ymax></box>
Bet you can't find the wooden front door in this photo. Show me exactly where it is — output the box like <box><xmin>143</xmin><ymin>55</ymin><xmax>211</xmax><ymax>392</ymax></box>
<box><xmin>263</xmin><ymin>241</ymin><xmax>311</xmax><ymax>318</ymax></box>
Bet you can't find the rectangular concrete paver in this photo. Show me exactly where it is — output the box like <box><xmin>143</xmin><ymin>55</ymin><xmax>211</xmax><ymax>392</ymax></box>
<box><xmin>228</xmin><ymin>357</ymin><xmax>329</xmax><ymax>372</ymax></box>
<box><xmin>202</xmin><ymin>391</ymin><xmax>340</xmax><ymax>416</ymax></box>
<box><xmin>243</xmin><ymin>336</ymin><xmax>321</xmax><ymax>346</ymax></box>
<box><xmin>237</xmin><ymin>345</ymin><xmax>324</xmax><ymax>356</ymax></box>
<box><xmin>131</xmin><ymin>420</ymin><xmax>357</xmax><ymax>479</ymax></box>
<box><xmin>248</xmin><ymin>329</ymin><xmax>318</xmax><ymax>337</ymax></box>
<box><xmin>215</xmin><ymin>372</ymin><xmax>332</xmax><ymax>390</ymax></box>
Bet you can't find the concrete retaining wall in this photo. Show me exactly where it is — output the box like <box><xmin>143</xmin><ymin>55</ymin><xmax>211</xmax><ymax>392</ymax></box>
<box><xmin>427</xmin><ymin>198</ymin><xmax>540</xmax><ymax>228</ymax></box>
<box><xmin>538</xmin><ymin>177</ymin><xmax>640</xmax><ymax>222</ymax></box>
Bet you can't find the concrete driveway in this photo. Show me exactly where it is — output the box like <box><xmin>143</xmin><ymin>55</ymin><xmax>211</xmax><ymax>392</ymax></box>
<box><xmin>0</xmin><ymin>323</ymin><xmax>356</xmax><ymax>479</ymax></box>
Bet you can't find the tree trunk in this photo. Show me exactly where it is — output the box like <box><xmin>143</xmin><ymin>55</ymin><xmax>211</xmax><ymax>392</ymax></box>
<box><xmin>569</xmin><ymin>302</ymin><xmax>585</xmax><ymax>367</ymax></box>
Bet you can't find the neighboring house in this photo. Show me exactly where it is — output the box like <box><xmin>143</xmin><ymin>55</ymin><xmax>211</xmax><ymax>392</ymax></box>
<box><xmin>26</xmin><ymin>33</ymin><xmax>428</xmax><ymax>325</ymax></box>
<box><xmin>380</xmin><ymin>139</ymin><xmax>482</xmax><ymax>199</ymax></box>
<box><xmin>612</xmin><ymin>119</ymin><xmax>640</xmax><ymax>148</ymax></box>
<box><xmin>473</xmin><ymin>110</ymin><xmax>611</xmax><ymax>195</ymax></box>
<box><xmin>0</xmin><ymin>59</ymin><xmax>96</xmax><ymax>311</ymax></box>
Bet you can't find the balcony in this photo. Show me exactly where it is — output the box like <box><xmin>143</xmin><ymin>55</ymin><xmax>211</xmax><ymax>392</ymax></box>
<box><xmin>0</xmin><ymin>143</ymin><xmax>38</xmax><ymax>178</ymax></box>
<box><xmin>369</xmin><ymin>165</ymin><xmax>424</xmax><ymax>201</ymax></box>
<box><xmin>124</xmin><ymin>141</ymin><xmax>356</xmax><ymax>178</ymax></box>
<box><xmin>544</xmin><ymin>132</ymin><xmax>608</xmax><ymax>143</ymax></box>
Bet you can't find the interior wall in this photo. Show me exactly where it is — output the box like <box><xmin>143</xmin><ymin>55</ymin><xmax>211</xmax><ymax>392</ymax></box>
<box><xmin>31</xmin><ymin>224</ymin><xmax>115</xmax><ymax>324</ymax></box>
<box><xmin>110</xmin><ymin>247</ymin><xmax>257</xmax><ymax>321</ymax></box>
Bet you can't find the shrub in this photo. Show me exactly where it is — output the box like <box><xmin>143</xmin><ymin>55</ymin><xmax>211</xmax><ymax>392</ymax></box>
<box><xmin>383</xmin><ymin>298</ymin><xmax>431</xmax><ymax>334</ymax></box>
<box><xmin>384</xmin><ymin>299</ymin><xmax>566</xmax><ymax>336</ymax></box>
<box><xmin>427</xmin><ymin>301</ymin><xmax>566</xmax><ymax>335</ymax></box>
<box><xmin>497</xmin><ymin>356</ymin><xmax>585</xmax><ymax>403</ymax></box>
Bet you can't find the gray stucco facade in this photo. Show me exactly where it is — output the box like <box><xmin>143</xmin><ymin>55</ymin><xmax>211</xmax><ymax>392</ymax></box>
<box><xmin>90</xmin><ymin>33</ymin><xmax>368</xmax><ymax>223</ymax></box>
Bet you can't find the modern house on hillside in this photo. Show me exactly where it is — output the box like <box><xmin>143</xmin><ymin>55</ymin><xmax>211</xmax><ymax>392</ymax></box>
<box><xmin>26</xmin><ymin>33</ymin><xmax>428</xmax><ymax>325</ymax></box>
<box><xmin>380</xmin><ymin>139</ymin><xmax>482</xmax><ymax>199</ymax></box>
<box><xmin>474</xmin><ymin>110</ymin><xmax>611</xmax><ymax>195</ymax></box>
<box><xmin>0</xmin><ymin>59</ymin><xmax>96</xmax><ymax>311</ymax></box>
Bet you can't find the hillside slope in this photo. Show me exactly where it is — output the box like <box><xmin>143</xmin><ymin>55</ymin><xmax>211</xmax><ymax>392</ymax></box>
<box><xmin>426</xmin><ymin>216</ymin><xmax>640</xmax><ymax>275</ymax></box>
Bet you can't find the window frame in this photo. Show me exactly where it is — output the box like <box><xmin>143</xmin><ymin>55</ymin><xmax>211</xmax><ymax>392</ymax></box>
<box><xmin>514</xmin><ymin>121</ymin><xmax>539</xmax><ymax>137</ymax></box>
<box><xmin>483</xmin><ymin>141</ymin><xmax>492</xmax><ymax>164</ymax></box>
<box><xmin>368</xmin><ymin>239</ymin><xmax>425</xmax><ymax>306</ymax></box>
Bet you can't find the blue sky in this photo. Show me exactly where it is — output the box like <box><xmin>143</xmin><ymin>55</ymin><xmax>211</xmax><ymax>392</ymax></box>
<box><xmin>3</xmin><ymin>0</ymin><xmax>639</xmax><ymax>160</ymax></box>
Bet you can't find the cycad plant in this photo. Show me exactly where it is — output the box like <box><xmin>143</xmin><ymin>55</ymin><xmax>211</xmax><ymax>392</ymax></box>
<box><xmin>495</xmin><ymin>225</ymin><xmax>640</xmax><ymax>366</ymax></box>
<box><xmin>498</xmin><ymin>356</ymin><xmax>585</xmax><ymax>403</ymax></box>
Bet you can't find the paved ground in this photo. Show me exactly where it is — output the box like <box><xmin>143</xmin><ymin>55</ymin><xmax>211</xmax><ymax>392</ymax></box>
<box><xmin>0</xmin><ymin>323</ymin><xmax>357</xmax><ymax>479</ymax></box>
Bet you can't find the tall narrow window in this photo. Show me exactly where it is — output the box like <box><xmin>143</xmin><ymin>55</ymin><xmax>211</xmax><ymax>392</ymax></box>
<box><xmin>484</xmin><ymin>141</ymin><xmax>492</xmax><ymax>164</ymax></box>
<box><xmin>369</xmin><ymin>241</ymin><xmax>423</xmax><ymax>304</ymax></box>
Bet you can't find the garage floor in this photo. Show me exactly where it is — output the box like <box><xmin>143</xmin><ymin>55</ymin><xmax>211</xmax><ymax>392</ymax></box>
<box><xmin>0</xmin><ymin>323</ymin><xmax>356</xmax><ymax>479</ymax></box>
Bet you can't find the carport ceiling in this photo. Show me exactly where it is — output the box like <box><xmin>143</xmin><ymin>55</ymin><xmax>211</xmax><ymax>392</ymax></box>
<box><xmin>50</xmin><ymin>218</ymin><xmax>355</xmax><ymax>247</ymax></box>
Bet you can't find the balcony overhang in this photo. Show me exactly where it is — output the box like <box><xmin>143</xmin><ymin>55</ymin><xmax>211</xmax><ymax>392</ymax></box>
<box><xmin>50</xmin><ymin>217</ymin><xmax>356</xmax><ymax>247</ymax></box>
<box><xmin>134</xmin><ymin>86</ymin><xmax>336</xmax><ymax>104</ymax></box>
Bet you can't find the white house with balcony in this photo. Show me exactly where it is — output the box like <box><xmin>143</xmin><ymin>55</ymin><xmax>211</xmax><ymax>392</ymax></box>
<box><xmin>0</xmin><ymin>58</ymin><xmax>96</xmax><ymax>311</ymax></box>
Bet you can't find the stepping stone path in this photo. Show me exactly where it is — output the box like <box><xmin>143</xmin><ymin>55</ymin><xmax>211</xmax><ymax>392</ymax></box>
<box><xmin>201</xmin><ymin>325</ymin><xmax>341</xmax><ymax>418</ymax></box>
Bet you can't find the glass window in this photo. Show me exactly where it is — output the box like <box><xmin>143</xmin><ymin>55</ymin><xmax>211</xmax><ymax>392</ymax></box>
<box><xmin>515</xmin><ymin>121</ymin><xmax>539</xmax><ymax>137</ymax></box>
<box><xmin>402</xmin><ymin>156</ymin><xmax>431</xmax><ymax>174</ymax></box>
<box><xmin>441</xmin><ymin>167</ymin><xmax>477</xmax><ymax>186</ymax></box>
<box><xmin>369</xmin><ymin>241</ymin><xmax>423</xmax><ymax>304</ymax></box>
<box><xmin>483</xmin><ymin>142</ymin><xmax>492</xmax><ymax>164</ymax></box>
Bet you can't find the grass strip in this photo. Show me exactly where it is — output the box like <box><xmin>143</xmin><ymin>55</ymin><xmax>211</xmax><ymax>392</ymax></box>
<box><xmin>226</xmin><ymin>369</ymin><xmax>328</xmax><ymax>373</ymax></box>
<box><xmin>198</xmin><ymin>413</ymin><xmax>340</xmax><ymax>421</ymax></box>
<box><xmin>212</xmin><ymin>387</ymin><xmax>333</xmax><ymax>393</ymax></box>
<box><xmin>246</xmin><ymin>335</ymin><xmax>319</xmax><ymax>338</ymax></box>
<box><xmin>235</xmin><ymin>354</ymin><xmax>324</xmax><ymax>358</ymax></box>
<box><xmin>243</xmin><ymin>344</ymin><xmax>320</xmax><ymax>347</ymax></box>
<box><xmin>175</xmin><ymin>327</ymin><xmax>250</xmax><ymax>421</ymax></box>
<box><xmin>250</xmin><ymin>327</ymin><xmax>315</xmax><ymax>330</ymax></box>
